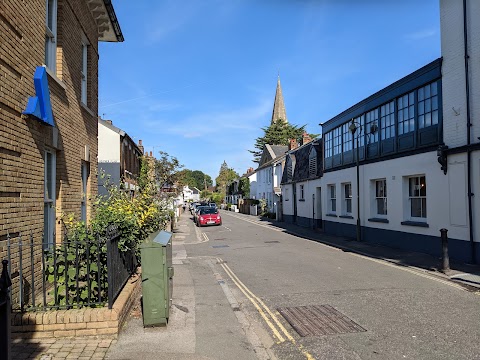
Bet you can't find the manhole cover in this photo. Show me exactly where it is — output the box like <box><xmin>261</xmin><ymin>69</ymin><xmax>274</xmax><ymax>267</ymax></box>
<box><xmin>212</xmin><ymin>245</ymin><xmax>229</xmax><ymax>248</ymax></box>
<box><xmin>277</xmin><ymin>305</ymin><xmax>366</xmax><ymax>337</ymax></box>
<box><xmin>264</xmin><ymin>240</ymin><xmax>280</xmax><ymax>243</ymax></box>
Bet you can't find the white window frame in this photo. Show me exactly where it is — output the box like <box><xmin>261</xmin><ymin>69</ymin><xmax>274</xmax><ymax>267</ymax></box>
<box><xmin>45</xmin><ymin>0</ymin><xmax>58</xmax><ymax>71</ymax></box>
<box><xmin>328</xmin><ymin>184</ymin><xmax>336</xmax><ymax>213</ymax></box>
<box><xmin>343</xmin><ymin>183</ymin><xmax>352</xmax><ymax>215</ymax></box>
<box><xmin>408</xmin><ymin>175</ymin><xmax>427</xmax><ymax>220</ymax></box>
<box><xmin>81</xmin><ymin>34</ymin><xmax>89</xmax><ymax>105</ymax></box>
<box><xmin>375</xmin><ymin>179</ymin><xmax>387</xmax><ymax>216</ymax></box>
<box><xmin>44</xmin><ymin>150</ymin><xmax>56</xmax><ymax>248</ymax></box>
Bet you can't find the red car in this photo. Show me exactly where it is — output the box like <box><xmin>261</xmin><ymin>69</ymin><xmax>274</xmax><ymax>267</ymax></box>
<box><xmin>196</xmin><ymin>207</ymin><xmax>222</xmax><ymax>227</ymax></box>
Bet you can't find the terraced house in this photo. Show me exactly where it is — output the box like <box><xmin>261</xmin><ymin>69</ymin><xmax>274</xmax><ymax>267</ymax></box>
<box><xmin>0</xmin><ymin>0</ymin><xmax>123</xmax><ymax>304</ymax></box>
<box><xmin>319</xmin><ymin>0</ymin><xmax>480</xmax><ymax>263</ymax></box>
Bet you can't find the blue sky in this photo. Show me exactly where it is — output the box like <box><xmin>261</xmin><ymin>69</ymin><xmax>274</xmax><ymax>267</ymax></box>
<box><xmin>99</xmin><ymin>0</ymin><xmax>440</xmax><ymax>183</ymax></box>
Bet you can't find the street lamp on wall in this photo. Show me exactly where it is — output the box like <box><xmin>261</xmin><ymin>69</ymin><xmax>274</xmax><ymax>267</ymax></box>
<box><xmin>349</xmin><ymin>119</ymin><xmax>377</xmax><ymax>242</ymax></box>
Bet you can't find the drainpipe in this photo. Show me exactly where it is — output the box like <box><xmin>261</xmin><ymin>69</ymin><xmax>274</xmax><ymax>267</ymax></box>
<box><xmin>463</xmin><ymin>0</ymin><xmax>476</xmax><ymax>263</ymax></box>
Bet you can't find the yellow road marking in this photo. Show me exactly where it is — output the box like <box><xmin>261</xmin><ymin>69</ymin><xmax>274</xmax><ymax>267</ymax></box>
<box><xmin>217</xmin><ymin>257</ymin><xmax>316</xmax><ymax>359</ymax></box>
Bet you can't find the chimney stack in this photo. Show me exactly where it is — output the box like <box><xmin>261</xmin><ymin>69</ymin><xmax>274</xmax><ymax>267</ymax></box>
<box><xmin>302</xmin><ymin>132</ymin><xmax>312</xmax><ymax>145</ymax></box>
<box><xmin>149</xmin><ymin>151</ymin><xmax>153</xmax><ymax>157</ymax></box>
<box><xmin>289</xmin><ymin>138</ymin><xmax>298</xmax><ymax>150</ymax></box>
<box><xmin>105</xmin><ymin>120</ymin><xmax>112</xmax><ymax>125</ymax></box>
<box><xmin>138</xmin><ymin>140</ymin><xmax>144</xmax><ymax>154</ymax></box>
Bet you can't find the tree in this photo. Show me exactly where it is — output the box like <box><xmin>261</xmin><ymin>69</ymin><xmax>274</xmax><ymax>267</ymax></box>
<box><xmin>215</xmin><ymin>161</ymin><xmax>239</xmax><ymax>197</ymax></box>
<box><xmin>154</xmin><ymin>151</ymin><xmax>183</xmax><ymax>190</ymax></box>
<box><xmin>176</xmin><ymin>169</ymin><xmax>212</xmax><ymax>190</ymax></box>
<box><xmin>238</xmin><ymin>177</ymin><xmax>250</xmax><ymax>198</ymax></box>
<box><xmin>249</xmin><ymin>119</ymin><xmax>309</xmax><ymax>163</ymax></box>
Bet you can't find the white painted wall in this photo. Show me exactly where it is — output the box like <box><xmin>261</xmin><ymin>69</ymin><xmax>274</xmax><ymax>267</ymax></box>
<box><xmin>282</xmin><ymin>184</ymin><xmax>294</xmax><ymax>216</ymax></box>
<box><xmin>256</xmin><ymin>166</ymin><xmax>275</xmax><ymax>212</ymax></box>
<box><xmin>98</xmin><ymin>122</ymin><xmax>120</xmax><ymax>162</ymax></box>
<box><xmin>248</xmin><ymin>172</ymin><xmax>257</xmax><ymax>199</ymax></box>
<box><xmin>440</xmin><ymin>0</ymin><xmax>480</xmax><ymax>247</ymax></box>
<box><xmin>441</xmin><ymin>0</ymin><xmax>480</xmax><ymax>147</ymax></box>
<box><xmin>321</xmin><ymin>151</ymin><xmax>470</xmax><ymax>242</ymax></box>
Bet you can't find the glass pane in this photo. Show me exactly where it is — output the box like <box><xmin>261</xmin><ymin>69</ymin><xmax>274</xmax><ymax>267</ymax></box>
<box><xmin>411</xmin><ymin>198</ymin><xmax>422</xmax><ymax>217</ymax></box>
<box><xmin>432</xmin><ymin>110</ymin><xmax>438</xmax><ymax>125</ymax></box>
<box><xmin>47</xmin><ymin>0</ymin><xmax>55</xmax><ymax>30</ymax></box>
<box><xmin>418</xmin><ymin>87</ymin><xmax>424</xmax><ymax>101</ymax></box>
<box><xmin>398</xmin><ymin>97</ymin><xmax>403</xmax><ymax>109</ymax></box>
<box><xmin>425</xmin><ymin>112</ymin><xmax>431</xmax><ymax>127</ymax></box>
<box><xmin>332</xmin><ymin>200</ymin><xmax>336</xmax><ymax>212</ymax></box>
<box><xmin>409</xmin><ymin>177</ymin><xmax>418</xmax><ymax>196</ymax></box>
<box><xmin>425</xmin><ymin>84</ymin><xmax>431</xmax><ymax>98</ymax></box>
<box><xmin>431</xmin><ymin>82</ymin><xmax>438</xmax><ymax>96</ymax></box>
<box><xmin>418</xmin><ymin>101</ymin><xmax>425</xmax><ymax>115</ymax></box>
<box><xmin>422</xmin><ymin>198</ymin><xmax>427</xmax><ymax>217</ymax></box>
<box><xmin>425</xmin><ymin>100</ymin><xmax>431</xmax><ymax>113</ymax></box>
<box><xmin>409</xmin><ymin>105</ymin><xmax>414</xmax><ymax>119</ymax></box>
<box><xmin>419</xmin><ymin>176</ymin><xmax>426</xmax><ymax>196</ymax></box>
<box><xmin>419</xmin><ymin>115</ymin><xmax>424</xmax><ymax>129</ymax></box>
<box><xmin>409</xmin><ymin>118</ymin><xmax>415</xmax><ymax>132</ymax></box>
<box><xmin>409</xmin><ymin>92</ymin><xmax>415</xmax><ymax>104</ymax></box>
<box><xmin>377</xmin><ymin>198</ymin><xmax>386</xmax><ymax>215</ymax></box>
<box><xmin>346</xmin><ymin>199</ymin><xmax>352</xmax><ymax>213</ymax></box>
<box><xmin>432</xmin><ymin>96</ymin><xmax>438</xmax><ymax>110</ymax></box>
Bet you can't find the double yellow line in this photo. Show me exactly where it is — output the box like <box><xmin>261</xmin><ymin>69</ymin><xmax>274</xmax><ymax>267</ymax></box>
<box><xmin>216</xmin><ymin>257</ymin><xmax>315</xmax><ymax>360</ymax></box>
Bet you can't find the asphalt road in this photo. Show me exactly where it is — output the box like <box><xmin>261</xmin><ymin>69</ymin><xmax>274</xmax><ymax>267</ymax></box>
<box><xmin>108</xmin><ymin>210</ymin><xmax>480</xmax><ymax>360</ymax></box>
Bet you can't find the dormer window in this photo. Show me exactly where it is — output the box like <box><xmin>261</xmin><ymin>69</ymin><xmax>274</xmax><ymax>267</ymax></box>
<box><xmin>286</xmin><ymin>155</ymin><xmax>293</xmax><ymax>182</ymax></box>
<box><xmin>309</xmin><ymin>147</ymin><xmax>317</xmax><ymax>177</ymax></box>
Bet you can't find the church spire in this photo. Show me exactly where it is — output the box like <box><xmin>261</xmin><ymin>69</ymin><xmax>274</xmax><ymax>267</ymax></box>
<box><xmin>270</xmin><ymin>75</ymin><xmax>288</xmax><ymax>125</ymax></box>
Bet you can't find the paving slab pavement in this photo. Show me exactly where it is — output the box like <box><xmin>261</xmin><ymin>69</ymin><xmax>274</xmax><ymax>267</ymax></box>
<box><xmin>11</xmin><ymin>336</ymin><xmax>116</xmax><ymax>360</ymax></box>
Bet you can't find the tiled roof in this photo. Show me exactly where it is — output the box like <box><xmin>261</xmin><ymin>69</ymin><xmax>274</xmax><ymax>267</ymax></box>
<box><xmin>281</xmin><ymin>139</ymin><xmax>323</xmax><ymax>184</ymax></box>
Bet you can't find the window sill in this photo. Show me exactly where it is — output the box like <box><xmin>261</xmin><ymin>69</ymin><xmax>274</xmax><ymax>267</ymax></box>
<box><xmin>298</xmin><ymin>199</ymin><xmax>305</xmax><ymax>202</ymax></box>
<box><xmin>81</xmin><ymin>102</ymin><xmax>96</xmax><ymax>117</ymax></box>
<box><xmin>339</xmin><ymin>215</ymin><xmax>353</xmax><ymax>219</ymax></box>
<box><xmin>401</xmin><ymin>221</ymin><xmax>429</xmax><ymax>228</ymax></box>
<box><xmin>368</xmin><ymin>217</ymin><xmax>389</xmax><ymax>223</ymax></box>
<box><xmin>43</xmin><ymin>64</ymin><xmax>66</xmax><ymax>90</ymax></box>
<box><xmin>326</xmin><ymin>213</ymin><xmax>337</xmax><ymax>217</ymax></box>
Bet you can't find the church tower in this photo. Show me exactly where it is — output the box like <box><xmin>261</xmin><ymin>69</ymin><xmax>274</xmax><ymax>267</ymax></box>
<box><xmin>270</xmin><ymin>76</ymin><xmax>288</xmax><ymax>125</ymax></box>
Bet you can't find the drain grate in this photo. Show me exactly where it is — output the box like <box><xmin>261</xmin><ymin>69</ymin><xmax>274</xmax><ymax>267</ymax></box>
<box><xmin>277</xmin><ymin>305</ymin><xmax>366</xmax><ymax>337</ymax></box>
<box><xmin>212</xmin><ymin>245</ymin><xmax>229</xmax><ymax>248</ymax></box>
<box><xmin>264</xmin><ymin>241</ymin><xmax>280</xmax><ymax>243</ymax></box>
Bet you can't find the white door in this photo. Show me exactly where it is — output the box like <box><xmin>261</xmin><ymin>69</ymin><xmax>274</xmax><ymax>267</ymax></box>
<box><xmin>44</xmin><ymin>150</ymin><xmax>56</xmax><ymax>248</ymax></box>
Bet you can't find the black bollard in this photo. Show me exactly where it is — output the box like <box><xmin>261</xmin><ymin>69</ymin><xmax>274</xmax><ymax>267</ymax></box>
<box><xmin>0</xmin><ymin>259</ymin><xmax>12</xmax><ymax>360</ymax></box>
<box><xmin>440</xmin><ymin>228</ymin><xmax>450</xmax><ymax>272</ymax></box>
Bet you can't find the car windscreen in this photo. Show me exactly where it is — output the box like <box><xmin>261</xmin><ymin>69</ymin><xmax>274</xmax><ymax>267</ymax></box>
<box><xmin>200</xmin><ymin>208</ymin><xmax>217</xmax><ymax>215</ymax></box>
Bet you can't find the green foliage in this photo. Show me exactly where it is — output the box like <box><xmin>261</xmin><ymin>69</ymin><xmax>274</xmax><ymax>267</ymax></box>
<box><xmin>211</xmin><ymin>192</ymin><xmax>223</xmax><ymax>204</ymax></box>
<box><xmin>44</xmin><ymin>224</ymin><xmax>107</xmax><ymax>308</ymax></box>
<box><xmin>238</xmin><ymin>178</ymin><xmax>250</xmax><ymax>197</ymax></box>
<box><xmin>258</xmin><ymin>198</ymin><xmax>268</xmax><ymax>216</ymax></box>
<box><xmin>155</xmin><ymin>151</ymin><xmax>183</xmax><ymax>188</ymax></box>
<box><xmin>45</xmin><ymin>160</ymin><xmax>171</xmax><ymax>309</ymax></box>
<box><xmin>250</xmin><ymin>119</ymin><xmax>310</xmax><ymax>163</ymax></box>
<box><xmin>176</xmin><ymin>169</ymin><xmax>212</xmax><ymax>190</ymax></box>
<box><xmin>215</xmin><ymin>161</ymin><xmax>239</xmax><ymax>197</ymax></box>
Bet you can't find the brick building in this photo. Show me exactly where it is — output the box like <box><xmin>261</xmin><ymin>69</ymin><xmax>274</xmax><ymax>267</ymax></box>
<box><xmin>0</xmin><ymin>0</ymin><xmax>123</xmax><ymax>303</ymax></box>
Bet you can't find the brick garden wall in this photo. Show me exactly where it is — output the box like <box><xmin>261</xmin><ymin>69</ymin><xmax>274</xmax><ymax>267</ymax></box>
<box><xmin>11</xmin><ymin>269</ymin><xmax>142</xmax><ymax>339</ymax></box>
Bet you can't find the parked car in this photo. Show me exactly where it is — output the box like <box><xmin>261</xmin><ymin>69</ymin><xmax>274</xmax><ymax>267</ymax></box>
<box><xmin>193</xmin><ymin>205</ymin><xmax>209</xmax><ymax>222</ymax></box>
<box><xmin>196</xmin><ymin>207</ymin><xmax>222</xmax><ymax>227</ymax></box>
<box><xmin>208</xmin><ymin>202</ymin><xmax>217</xmax><ymax>209</ymax></box>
